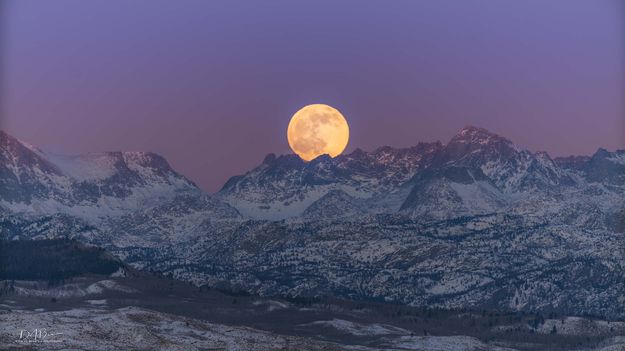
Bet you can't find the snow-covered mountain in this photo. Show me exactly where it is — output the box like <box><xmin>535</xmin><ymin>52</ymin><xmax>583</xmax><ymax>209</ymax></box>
<box><xmin>430</xmin><ymin>127</ymin><xmax>575</xmax><ymax>192</ymax></box>
<box><xmin>1</xmin><ymin>127</ymin><xmax>623</xmax><ymax>319</ymax></box>
<box><xmin>0</xmin><ymin>130</ymin><xmax>239</xmax><ymax>247</ymax></box>
<box><xmin>216</xmin><ymin>126</ymin><xmax>614</xmax><ymax>221</ymax></box>
<box><xmin>216</xmin><ymin>141</ymin><xmax>442</xmax><ymax>219</ymax></box>
<box><xmin>0</xmin><ymin>130</ymin><xmax>209</xmax><ymax>221</ymax></box>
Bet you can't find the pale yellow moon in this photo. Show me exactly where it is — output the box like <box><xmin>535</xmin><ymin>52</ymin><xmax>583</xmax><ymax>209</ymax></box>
<box><xmin>287</xmin><ymin>104</ymin><xmax>349</xmax><ymax>162</ymax></box>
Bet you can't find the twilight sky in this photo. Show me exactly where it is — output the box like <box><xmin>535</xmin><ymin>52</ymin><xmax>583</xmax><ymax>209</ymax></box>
<box><xmin>2</xmin><ymin>0</ymin><xmax>624</xmax><ymax>192</ymax></box>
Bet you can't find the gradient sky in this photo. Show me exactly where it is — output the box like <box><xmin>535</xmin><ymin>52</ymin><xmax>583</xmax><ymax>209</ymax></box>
<box><xmin>2</xmin><ymin>0</ymin><xmax>624</xmax><ymax>192</ymax></box>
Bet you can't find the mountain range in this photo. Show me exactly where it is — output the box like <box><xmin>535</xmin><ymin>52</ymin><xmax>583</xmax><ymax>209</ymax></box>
<box><xmin>1</xmin><ymin>126</ymin><xmax>623</xmax><ymax>318</ymax></box>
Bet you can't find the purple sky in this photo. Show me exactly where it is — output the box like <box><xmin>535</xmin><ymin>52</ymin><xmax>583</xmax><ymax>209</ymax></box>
<box><xmin>2</xmin><ymin>0</ymin><xmax>624</xmax><ymax>192</ymax></box>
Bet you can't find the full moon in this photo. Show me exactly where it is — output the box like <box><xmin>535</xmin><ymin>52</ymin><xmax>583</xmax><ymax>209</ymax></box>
<box><xmin>287</xmin><ymin>104</ymin><xmax>350</xmax><ymax>162</ymax></box>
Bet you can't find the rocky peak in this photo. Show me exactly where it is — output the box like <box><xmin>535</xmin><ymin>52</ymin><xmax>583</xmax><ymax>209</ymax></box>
<box><xmin>122</xmin><ymin>151</ymin><xmax>174</xmax><ymax>172</ymax></box>
<box><xmin>308</xmin><ymin>154</ymin><xmax>333</xmax><ymax>164</ymax></box>
<box><xmin>372</xmin><ymin>142</ymin><xmax>443</xmax><ymax>163</ymax></box>
<box><xmin>346</xmin><ymin>148</ymin><xmax>368</xmax><ymax>160</ymax></box>
<box><xmin>0</xmin><ymin>129</ymin><xmax>62</xmax><ymax>176</ymax></box>
<box><xmin>263</xmin><ymin>153</ymin><xmax>305</xmax><ymax>170</ymax></box>
<box><xmin>434</xmin><ymin>126</ymin><xmax>518</xmax><ymax>168</ymax></box>
<box><xmin>448</xmin><ymin>126</ymin><xmax>514</xmax><ymax>149</ymax></box>
<box><xmin>583</xmin><ymin>148</ymin><xmax>625</xmax><ymax>185</ymax></box>
<box><xmin>554</xmin><ymin>155</ymin><xmax>591</xmax><ymax>170</ymax></box>
<box><xmin>262</xmin><ymin>153</ymin><xmax>277</xmax><ymax>164</ymax></box>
